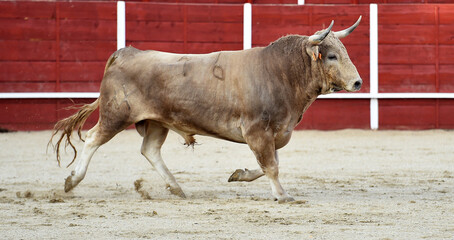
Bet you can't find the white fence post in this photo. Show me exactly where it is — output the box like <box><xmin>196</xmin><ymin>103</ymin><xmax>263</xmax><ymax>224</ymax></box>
<box><xmin>370</xmin><ymin>4</ymin><xmax>379</xmax><ymax>130</ymax></box>
<box><xmin>117</xmin><ymin>1</ymin><xmax>126</xmax><ymax>50</ymax></box>
<box><xmin>243</xmin><ymin>3</ymin><xmax>252</xmax><ymax>50</ymax></box>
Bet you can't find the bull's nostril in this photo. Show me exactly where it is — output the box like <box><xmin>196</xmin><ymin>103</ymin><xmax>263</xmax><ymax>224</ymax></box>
<box><xmin>354</xmin><ymin>80</ymin><xmax>362</xmax><ymax>90</ymax></box>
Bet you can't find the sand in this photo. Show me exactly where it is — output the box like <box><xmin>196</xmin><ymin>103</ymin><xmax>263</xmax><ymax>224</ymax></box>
<box><xmin>0</xmin><ymin>129</ymin><xmax>453</xmax><ymax>239</ymax></box>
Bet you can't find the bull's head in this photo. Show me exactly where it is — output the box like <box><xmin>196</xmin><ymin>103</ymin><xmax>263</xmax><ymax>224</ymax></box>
<box><xmin>305</xmin><ymin>16</ymin><xmax>362</xmax><ymax>94</ymax></box>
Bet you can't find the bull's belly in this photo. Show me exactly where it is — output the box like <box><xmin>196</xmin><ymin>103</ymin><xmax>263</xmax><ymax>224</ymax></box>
<box><xmin>161</xmin><ymin>120</ymin><xmax>246</xmax><ymax>144</ymax></box>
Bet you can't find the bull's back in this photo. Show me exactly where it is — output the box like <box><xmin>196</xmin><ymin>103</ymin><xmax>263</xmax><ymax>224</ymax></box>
<box><xmin>103</xmin><ymin>47</ymin><xmax>255</xmax><ymax>142</ymax></box>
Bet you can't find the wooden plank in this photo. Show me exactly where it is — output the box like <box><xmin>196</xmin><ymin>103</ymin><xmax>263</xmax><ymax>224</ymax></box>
<box><xmin>59</xmin><ymin>82</ymin><xmax>101</xmax><ymax>92</ymax></box>
<box><xmin>0</xmin><ymin>19</ymin><xmax>55</xmax><ymax>40</ymax></box>
<box><xmin>253</xmin><ymin>5</ymin><xmax>311</xmax><ymax>25</ymax></box>
<box><xmin>59</xmin><ymin>41</ymin><xmax>116</xmax><ymax>61</ymax></box>
<box><xmin>186</xmin><ymin>5</ymin><xmax>243</xmax><ymax>23</ymax></box>
<box><xmin>306</xmin><ymin>0</ymin><xmax>354</xmax><ymax>3</ymax></box>
<box><xmin>170</xmin><ymin>0</ymin><xmax>219</xmax><ymax>3</ymax></box>
<box><xmin>0</xmin><ymin>82</ymin><xmax>56</xmax><ymax>92</ymax></box>
<box><xmin>439</xmin><ymin>25</ymin><xmax>454</xmax><ymax>45</ymax></box>
<box><xmin>60</xmin><ymin>61</ymin><xmax>105</xmax><ymax>82</ymax></box>
<box><xmin>253</xmin><ymin>6</ymin><xmax>368</xmax><ymax>29</ymax></box>
<box><xmin>187</xmin><ymin>22</ymin><xmax>243</xmax><ymax>43</ymax></box>
<box><xmin>379</xmin><ymin>44</ymin><xmax>436</xmax><ymax>65</ymax></box>
<box><xmin>297</xmin><ymin>99</ymin><xmax>370</xmax><ymax>130</ymax></box>
<box><xmin>126</xmin><ymin>41</ymin><xmax>186</xmax><ymax>53</ymax></box>
<box><xmin>60</xmin><ymin>19</ymin><xmax>116</xmax><ymax>41</ymax></box>
<box><xmin>253</xmin><ymin>0</ymin><xmax>297</xmax><ymax>3</ymax></box>
<box><xmin>429</xmin><ymin>0</ymin><xmax>454</xmax><ymax>3</ymax></box>
<box><xmin>381</xmin><ymin>0</ymin><xmax>429</xmax><ymax>3</ymax></box>
<box><xmin>439</xmin><ymin>5</ymin><xmax>454</xmax><ymax>24</ymax></box>
<box><xmin>439</xmin><ymin>64</ymin><xmax>454</xmax><ymax>92</ymax></box>
<box><xmin>439</xmin><ymin>45</ymin><xmax>454</xmax><ymax>64</ymax></box>
<box><xmin>59</xmin><ymin>2</ymin><xmax>116</xmax><ymax>20</ymax></box>
<box><xmin>438</xmin><ymin>99</ymin><xmax>454</xmax><ymax>128</ymax></box>
<box><xmin>379</xmin><ymin>24</ymin><xmax>436</xmax><ymax>44</ymax></box>
<box><xmin>126</xmin><ymin>3</ymin><xmax>184</xmax><ymax>21</ymax></box>
<box><xmin>379</xmin><ymin>5</ymin><xmax>436</xmax><ymax>25</ymax></box>
<box><xmin>379</xmin><ymin>99</ymin><xmax>436</xmax><ymax>129</ymax></box>
<box><xmin>0</xmin><ymin>62</ymin><xmax>56</xmax><ymax>82</ymax></box>
<box><xmin>379</xmin><ymin>65</ymin><xmax>436</xmax><ymax>93</ymax></box>
<box><xmin>0</xmin><ymin>99</ymin><xmax>56</xmax><ymax>124</ymax></box>
<box><xmin>126</xmin><ymin>21</ymin><xmax>185</xmax><ymax>42</ymax></box>
<box><xmin>310</xmin><ymin>6</ymin><xmax>368</xmax><ymax>27</ymax></box>
<box><xmin>0</xmin><ymin>40</ymin><xmax>56</xmax><ymax>61</ymax></box>
<box><xmin>0</xmin><ymin>123</ymin><xmax>55</xmax><ymax>131</ymax></box>
<box><xmin>0</xmin><ymin>1</ymin><xmax>55</xmax><ymax>19</ymax></box>
<box><xmin>358</xmin><ymin>0</ymin><xmax>386</xmax><ymax>3</ymax></box>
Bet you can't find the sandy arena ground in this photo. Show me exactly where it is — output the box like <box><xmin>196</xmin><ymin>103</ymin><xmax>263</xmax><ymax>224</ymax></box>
<box><xmin>0</xmin><ymin>129</ymin><xmax>453</xmax><ymax>239</ymax></box>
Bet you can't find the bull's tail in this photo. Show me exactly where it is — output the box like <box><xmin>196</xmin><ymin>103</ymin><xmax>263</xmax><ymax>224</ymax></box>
<box><xmin>49</xmin><ymin>99</ymin><xmax>99</xmax><ymax>167</ymax></box>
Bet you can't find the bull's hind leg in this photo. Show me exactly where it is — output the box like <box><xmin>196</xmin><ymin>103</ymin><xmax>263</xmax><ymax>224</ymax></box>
<box><xmin>138</xmin><ymin>120</ymin><xmax>186</xmax><ymax>198</ymax></box>
<box><xmin>228</xmin><ymin>168</ymin><xmax>264</xmax><ymax>182</ymax></box>
<box><xmin>64</xmin><ymin>123</ymin><xmax>119</xmax><ymax>192</ymax></box>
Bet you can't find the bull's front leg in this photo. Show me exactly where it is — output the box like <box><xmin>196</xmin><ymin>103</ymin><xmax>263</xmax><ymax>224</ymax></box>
<box><xmin>243</xmin><ymin>129</ymin><xmax>294</xmax><ymax>203</ymax></box>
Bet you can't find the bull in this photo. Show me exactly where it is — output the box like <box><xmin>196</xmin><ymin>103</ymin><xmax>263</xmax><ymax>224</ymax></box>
<box><xmin>50</xmin><ymin>16</ymin><xmax>362</xmax><ymax>203</ymax></box>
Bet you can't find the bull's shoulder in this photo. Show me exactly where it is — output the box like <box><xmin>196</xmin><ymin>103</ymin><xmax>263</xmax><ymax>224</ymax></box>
<box><xmin>115</xmin><ymin>46</ymin><xmax>142</xmax><ymax>57</ymax></box>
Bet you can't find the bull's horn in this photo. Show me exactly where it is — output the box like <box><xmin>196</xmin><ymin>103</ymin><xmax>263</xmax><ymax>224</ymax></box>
<box><xmin>308</xmin><ymin>20</ymin><xmax>334</xmax><ymax>44</ymax></box>
<box><xmin>334</xmin><ymin>16</ymin><xmax>362</xmax><ymax>39</ymax></box>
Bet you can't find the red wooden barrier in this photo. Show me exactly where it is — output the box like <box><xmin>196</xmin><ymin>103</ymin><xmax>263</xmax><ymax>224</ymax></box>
<box><xmin>0</xmin><ymin>1</ymin><xmax>116</xmax><ymax>93</ymax></box>
<box><xmin>125</xmin><ymin>3</ymin><xmax>243</xmax><ymax>53</ymax></box>
<box><xmin>305</xmin><ymin>0</ymin><xmax>452</xmax><ymax>4</ymax></box>
<box><xmin>1</xmin><ymin>1</ymin><xmax>454</xmax><ymax>131</ymax></box>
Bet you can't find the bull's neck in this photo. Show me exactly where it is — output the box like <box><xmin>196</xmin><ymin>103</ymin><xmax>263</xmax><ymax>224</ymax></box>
<box><xmin>261</xmin><ymin>35</ymin><xmax>323</xmax><ymax>114</ymax></box>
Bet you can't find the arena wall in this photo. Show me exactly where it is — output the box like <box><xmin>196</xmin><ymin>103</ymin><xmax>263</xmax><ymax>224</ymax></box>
<box><xmin>1</xmin><ymin>1</ymin><xmax>453</xmax><ymax>130</ymax></box>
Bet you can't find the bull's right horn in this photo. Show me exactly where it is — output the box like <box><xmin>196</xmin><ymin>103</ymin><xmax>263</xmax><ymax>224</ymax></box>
<box><xmin>308</xmin><ymin>20</ymin><xmax>334</xmax><ymax>45</ymax></box>
<box><xmin>334</xmin><ymin>16</ymin><xmax>362</xmax><ymax>39</ymax></box>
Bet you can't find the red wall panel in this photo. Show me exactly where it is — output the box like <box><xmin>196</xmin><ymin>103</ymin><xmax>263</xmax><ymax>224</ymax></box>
<box><xmin>1</xmin><ymin>1</ymin><xmax>454</xmax><ymax>131</ymax></box>
<box><xmin>0</xmin><ymin>99</ymin><xmax>100</xmax><ymax>131</ymax></box>
<box><xmin>306</xmin><ymin>0</ymin><xmax>452</xmax><ymax>3</ymax></box>
<box><xmin>0</xmin><ymin>40</ymin><xmax>57</xmax><ymax>61</ymax></box>
<box><xmin>0</xmin><ymin>1</ymin><xmax>116</xmax><ymax>94</ymax></box>
<box><xmin>297</xmin><ymin>99</ymin><xmax>370</xmax><ymax>130</ymax></box>
<box><xmin>125</xmin><ymin>3</ymin><xmax>243</xmax><ymax>54</ymax></box>
<box><xmin>59</xmin><ymin>2</ymin><xmax>116</xmax><ymax>20</ymax></box>
<box><xmin>379</xmin><ymin>99</ymin><xmax>438</xmax><ymax>129</ymax></box>
<box><xmin>378</xmin><ymin>4</ymin><xmax>454</xmax><ymax>94</ymax></box>
<box><xmin>0</xmin><ymin>99</ymin><xmax>58</xmax><ymax>131</ymax></box>
<box><xmin>438</xmin><ymin>99</ymin><xmax>454</xmax><ymax>128</ymax></box>
<box><xmin>0</xmin><ymin>19</ymin><xmax>56</xmax><ymax>40</ymax></box>
<box><xmin>0</xmin><ymin>1</ymin><xmax>55</xmax><ymax>19</ymax></box>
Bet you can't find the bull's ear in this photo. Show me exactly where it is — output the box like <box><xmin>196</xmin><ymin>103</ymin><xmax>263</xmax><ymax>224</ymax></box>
<box><xmin>305</xmin><ymin>45</ymin><xmax>320</xmax><ymax>62</ymax></box>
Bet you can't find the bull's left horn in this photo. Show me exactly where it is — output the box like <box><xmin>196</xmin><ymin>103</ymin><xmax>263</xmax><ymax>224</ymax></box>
<box><xmin>308</xmin><ymin>20</ymin><xmax>334</xmax><ymax>44</ymax></box>
<box><xmin>334</xmin><ymin>16</ymin><xmax>362</xmax><ymax>39</ymax></box>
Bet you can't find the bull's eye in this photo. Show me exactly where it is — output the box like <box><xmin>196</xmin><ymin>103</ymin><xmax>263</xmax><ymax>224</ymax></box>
<box><xmin>328</xmin><ymin>54</ymin><xmax>337</xmax><ymax>61</ymax></box>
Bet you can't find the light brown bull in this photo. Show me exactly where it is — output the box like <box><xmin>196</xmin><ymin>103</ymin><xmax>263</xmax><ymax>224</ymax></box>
<box><xmin>50</xmin><ymin>17</ymin><xmax>362</xmax><ymax>203</ymax></box>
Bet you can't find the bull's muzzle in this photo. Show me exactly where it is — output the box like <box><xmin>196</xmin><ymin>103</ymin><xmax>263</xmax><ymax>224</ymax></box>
<box><xmin>346</xmin><ymin>78</ymin><xmax>362</xmax><ymax>92</ymax></box>
<box><xmin>353</xmin><ymin>79</ymin><xmax>362</xmax><ymax>91</ymax></box>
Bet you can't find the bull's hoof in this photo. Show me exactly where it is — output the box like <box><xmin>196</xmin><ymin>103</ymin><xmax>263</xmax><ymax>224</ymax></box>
<box><xmin>277</xmin><ymin>196</ymin><xmax>295</xmax><ymax>204</ymax></box>
<box><xmin>228</xmin><ymin>169</ymin><xmax>244</xmax><ymax>182</ymax></box>
<box><xmin>64</xmin><ymin>175</ymin><xmax>75</xmax><ymax>192</ymax></box>
<box><xmin>167</xmin><ymin>185</ymin><xmax>186</xmax><ymax>198</ymax></box>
